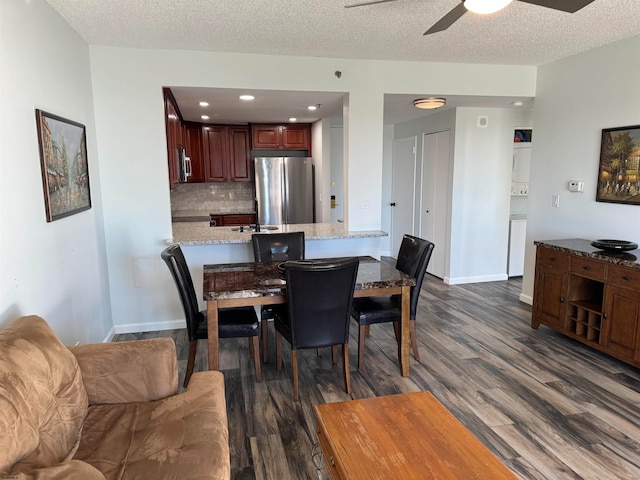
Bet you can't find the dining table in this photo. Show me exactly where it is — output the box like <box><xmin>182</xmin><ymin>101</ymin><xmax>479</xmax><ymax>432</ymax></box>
<box><xmin>202</xmin><ymin>256</ymin><xmax>416</xmax><ymax>376</ymax></box>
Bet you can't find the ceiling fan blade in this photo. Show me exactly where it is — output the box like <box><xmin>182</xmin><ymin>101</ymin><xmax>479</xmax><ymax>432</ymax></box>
<box><xmin>424</xmin><ymin>2</ymin><xmax>467</xmax><ymax>35</ymax></box>
<box><xmin>517</xmin><ymin>0</ymin><xmax>595</xmax><ymax>13</ymax></box>
<box><xmin>344</xmin><ymin>0</ymin><xmax>398</xmax><ymax>8</ymax></box>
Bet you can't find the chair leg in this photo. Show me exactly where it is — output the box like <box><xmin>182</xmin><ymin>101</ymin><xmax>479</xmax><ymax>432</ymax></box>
<box><xmin>276</xmin><ymin>331</ymin><xmax>283</xmax><ymax>371</ymax></box>
<box><xmin>342</xmin><ymin>343</ymin><xmax>351</xmax><ymax>394</ymax></box>
<box><xmin>292</xmin><ymin>350</ymin><xmax>299</xmax><ymax>402</ymax></box>
<box><xmin>316</xmin><ymin>348</ymin><xmax>322</xmax><ymax>357</ymax></box>
<box><xmin>261</xmin><ymin>320</ymin><xmax>269</xmax><ymax>363</ymax></box>
<box><xmin>364</xmin><ymin>325</ymin><xmax>371</xmax><ymax>337</ymax></box>
<box><xmin>392</xmin><ymin>320</ymin><xmax>400</xmax><ymax>342</ymax></box>
<box><xmin>332</xmin><ymin>345</ymin><xmax>338</xmax><ymax>365</ymax></box>
<box><xmin>251</xmin><ymin>336</ymin><xmax>262</xmax><ymax>382</ymax></box>
<box><xmin>410</xmin><ymin>319</ymin><xmax>420</xmax><ymax>362</ymax></box>
<box><xmin>358</xmin><ymin>325</ymin><xmax>366</xmax><ymax>370</ymax></box>
<box><xmin>248</xmin><ymin>336</ymin><xmax>255</xmax><ymax>358</ymax></box>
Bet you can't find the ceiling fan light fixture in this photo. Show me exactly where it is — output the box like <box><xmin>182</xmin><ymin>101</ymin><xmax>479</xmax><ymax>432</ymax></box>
<box><xmin>414</xmin><ymin>97</ymin><xmax>446</xmax><ymax>110</ymax></box>
<box><xmin>464</xmin><ymin>0</ymin><xmax>513</xmax><ymax>15</ymax></box>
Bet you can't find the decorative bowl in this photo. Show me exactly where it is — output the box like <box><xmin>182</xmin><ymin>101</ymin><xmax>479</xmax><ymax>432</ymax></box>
<box><xmin>590</xmin><ymin>239</ymin><xmax>638</xmax><ymax>252</ymax></box>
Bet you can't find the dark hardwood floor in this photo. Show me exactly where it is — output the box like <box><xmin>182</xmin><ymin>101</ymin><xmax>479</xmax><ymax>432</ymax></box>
<box><xmin>114</xmin><ymin>275</ymin><xmax>640</xmax><ymax>479</ymax></box>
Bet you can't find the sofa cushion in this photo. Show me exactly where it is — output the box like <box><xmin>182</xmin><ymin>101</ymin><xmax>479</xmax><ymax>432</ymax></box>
<box><xmin>74</xmin><ymin>371</ymin><xmax>230</xmax><ymax>480</ymax></box>
<box><xmin>0</xmin><ymin>316</ymin><xmax>88</xmax><ymax>473</ymax></box>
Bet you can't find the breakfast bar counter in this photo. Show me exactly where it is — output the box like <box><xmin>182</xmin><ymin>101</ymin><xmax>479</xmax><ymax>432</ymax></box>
<box><xmin>172</xmin><ymin>222</ymin><xmax>387</xmax><ymax>246</ymax></box>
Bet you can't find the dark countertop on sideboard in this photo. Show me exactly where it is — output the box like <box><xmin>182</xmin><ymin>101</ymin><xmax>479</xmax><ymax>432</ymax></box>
<box><xmin>535</xmin><ymin>238</ymin><xmax>640</xmax><ymax>269</ymax></box>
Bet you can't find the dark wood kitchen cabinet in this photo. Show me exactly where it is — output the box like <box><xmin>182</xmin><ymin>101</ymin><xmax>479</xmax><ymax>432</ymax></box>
<box><xmin>182</xmin><ymin>123</ymin><xmax>205</xmax><ymax>183</ymax></box>
<box><xmin>532</xmin><ymin>240</ymin><xmax>640</xmax><ymax>367</ymax></box>
<box><xmin>163</xmin><ymin>88</ymin><xmax>183</xmax><ymax>188</ymax></box>
<box><xmin>251</xmin><ymin>124</ymin><xmax>311</xmax><ymax>153</ymax></box>
<box><xmin>202</xmin><ymin>125</ymin><xmax>251</xmax><ymax>182</ymax></box>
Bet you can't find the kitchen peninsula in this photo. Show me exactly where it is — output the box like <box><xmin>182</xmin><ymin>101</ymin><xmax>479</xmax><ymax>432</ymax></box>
<box><xmin>172</xmin><ymin>222</ymin><xmax>386</xmax><ymax>245</ymax></box>
<box><xmin>171</xmin><ymin>222</ymin><xmax>388</xmax><ymax>273</ymax></box>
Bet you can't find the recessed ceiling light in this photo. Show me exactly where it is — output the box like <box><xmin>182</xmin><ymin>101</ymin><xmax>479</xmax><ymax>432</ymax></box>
<box><xmin>201</xmin><ymin>115</ymin><xmax>210</xmax><ymax>120</ymax></box>
<box><xmin>289</xmin><ymin>118</ymin><xmax>297</xmax><ymax>122</ymax></box>
<box><xmin>512</xmin><ymin>101</ymin><xmax>524</xmax><ymax>107</ymax></box>
<box><xmin>239</xmin><ymin>95</ymin><xmax>255</xmax><ymax>101</ymax></box>
<box><xmin>199</xmin><ymin>101</ymin><xmax>209</xmax><ymax>107</ymax></box>
<box><xmin>413</xmin><ymin>97</ymin><xmax>446</xmax><ymax>110</ymax></box>
<box><xmin>307</xmin><ymin>105</ymin><xmax>317</xmax><ymax>111</ymax></box>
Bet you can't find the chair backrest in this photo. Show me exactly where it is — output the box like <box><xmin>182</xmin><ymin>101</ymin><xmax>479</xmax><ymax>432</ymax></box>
<box><xmin>395</xmin><ymin>235</ymin><xmax>435</xmax><ymax>319</ymax></box>
<box><xmin>284</xmin><ymin>257</ymin><xmax>359</xmax><ymax>350</ymax></box>
<box><xmin>161</xmin><ymin>244</ymin><xmax>201</xmax><ymax>341</ymax></box>
<box><xmin>252</xmin><ymin>232</ymin><xmax>305</xmax><ymax>262</ymax></box>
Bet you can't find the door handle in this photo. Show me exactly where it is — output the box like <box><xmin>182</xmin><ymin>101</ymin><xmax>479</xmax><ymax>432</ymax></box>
<box><xmin>390</xmin><ymin>202</ymin><xmax>396</xmax><ymax>206</ymax></box>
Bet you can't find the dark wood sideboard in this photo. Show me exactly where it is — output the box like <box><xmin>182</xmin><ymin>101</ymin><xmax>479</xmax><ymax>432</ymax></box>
<box><xmin>532</xmin><ymin>239</ymin><xmax>640</xmax><ymax>368</ymax></box>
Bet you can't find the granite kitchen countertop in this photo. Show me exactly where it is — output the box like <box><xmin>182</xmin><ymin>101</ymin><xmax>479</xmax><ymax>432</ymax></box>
<box><xmin>171</xmin><ymin>222</ymin><xmax>388</xmax><ymax>245</ymax></box>
<box><xmin>535</xmin><ymin>238</ymin><xmax>640</xmax><ymax>269</ymax></box>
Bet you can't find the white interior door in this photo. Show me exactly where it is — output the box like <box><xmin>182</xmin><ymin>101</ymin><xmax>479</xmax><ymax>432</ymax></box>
<box><xmin>420</xmin><ymin>130</ymin><xmax>450</xmax><ymax>279</ymax></box>
<box><xmin>391</xmin><ymin>137</ymin><xmax>417</xmax><ymax>255</ymax></box>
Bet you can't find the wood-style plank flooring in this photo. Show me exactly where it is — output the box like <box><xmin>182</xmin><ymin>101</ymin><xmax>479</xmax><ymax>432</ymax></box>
<box><xmin>114</xmin><ymin>275</ymin><xmax>640</xmax><ymax>480</ymax></box>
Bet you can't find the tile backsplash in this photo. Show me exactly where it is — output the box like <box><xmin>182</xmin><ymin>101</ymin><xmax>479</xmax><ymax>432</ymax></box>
<box><xmin>171</xmin><ymin>182</ymin><xmax>254</xmax><ymax>215</ymax></box>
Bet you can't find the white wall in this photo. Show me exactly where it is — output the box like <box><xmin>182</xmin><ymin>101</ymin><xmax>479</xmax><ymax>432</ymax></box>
<box><xmin>0</xmin><ymin>0</ymin><xmax>112</xmax><ymax>344</ymax></box>
<box><xmin>522</xmin><ymin>34</ymin><xmax>640</xmax><ymax>303</ymax></box>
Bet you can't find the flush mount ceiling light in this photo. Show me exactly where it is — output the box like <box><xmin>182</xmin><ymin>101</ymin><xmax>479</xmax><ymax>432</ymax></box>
<box><xmin>201</xmin><ymin>115</ymin><xmax>210</xmax><ymax>120</ymax></box>
<box><xmin>307</xmin><ymin>105</ymin><xmax>317</xmax><ymax>111</ymax></box>
<box><xmin>413</xmin><ymin>97</ymin><xmax>446</xmax><ymax>110</ymax></box>
<box><xmin>198</xmin><ymin>101</ymin><xmax>209</xmax><ymax>107</ymax></box>
<box><xmin>464</xmin><ymin>0</ymin><xmax>513</xmax><ymax>14</ymax></box>
<box><xmin>239</xmin><ymin>95</ymin><xmax>255</xmax><ymax>101</ymax></box>
<box><xmin>289</xmin><ymin>117</ymin><xmax>297</xmax><ymax>122</ymax></box>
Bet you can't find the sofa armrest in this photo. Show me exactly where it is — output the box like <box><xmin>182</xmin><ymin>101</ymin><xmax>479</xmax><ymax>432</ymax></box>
<box><xmin>69</xmin><ymin>338</ymin><xmax>178</xmax><ymax>405</ymax></box>
<box><xmin>11</xmin><ymin>460</ymin><xmax>105</xmax><ymax>479</ymax></box>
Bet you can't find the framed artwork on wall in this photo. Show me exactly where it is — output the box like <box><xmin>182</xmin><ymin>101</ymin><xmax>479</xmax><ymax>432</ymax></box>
<box><xmin>596</xmin><ymin>125</ymin><xmax>640</xmax><ymax>205</ymax></box>
<box><xmin>35</xmin><ymin>109</ymin><xmax>91</xmax><ymax>222</ymax></box>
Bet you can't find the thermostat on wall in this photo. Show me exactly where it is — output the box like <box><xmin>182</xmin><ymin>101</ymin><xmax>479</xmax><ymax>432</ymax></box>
<box><xmin>568</xmin><ymin>180</ymin><xmax>584</xmax><ymax>192</ymax></box>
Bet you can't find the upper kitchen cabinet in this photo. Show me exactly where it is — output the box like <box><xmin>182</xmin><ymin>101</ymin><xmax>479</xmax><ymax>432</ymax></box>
<box><xmin>251</xmin><ymin>124</ymin><xmax>311</xmax><ymax>153</ymax></box>
<box><xmin>183</xmin><ymin>123</ymin><xmax>205</xmax><ymax>183</ymax></box>
<box><xmin>203</xmin><ymin>125</ymin><xmax>251</xmax><ymax>182</ymax></box>
<box><xmin>163</xmin><ymin>89</ymin><xmax>183</xmax><ymax>188</ymax></box>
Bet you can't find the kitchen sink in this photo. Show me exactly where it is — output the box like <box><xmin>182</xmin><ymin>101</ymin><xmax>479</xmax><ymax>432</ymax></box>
<box><xmin>229</xmin><ymin>225</ymin><xmax>278</xmax><ymax>232</ymax></box>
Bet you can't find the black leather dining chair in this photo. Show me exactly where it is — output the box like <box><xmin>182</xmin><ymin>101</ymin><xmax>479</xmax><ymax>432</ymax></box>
<box><xmin>161</xmin><ymin>244</ymin><xmax>261</xmax><ymax>387</ymax></box>
<box><xmin>251</xmin><ymin>232</ymin><xmax>305</xmax><ymax>363</ymax></box>
<box><xmin>351</xmin><ymin>235</ymin><xmax>434</xmax><ymax>370</ymax></box>
<box><xmin>274</xmin><ymin>257</ymin><xmax>359</xmax><ymax>402</ymax></box>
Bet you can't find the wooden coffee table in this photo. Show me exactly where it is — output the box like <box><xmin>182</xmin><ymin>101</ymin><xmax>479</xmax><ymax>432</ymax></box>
<box><xmin>314</xmin><ymin>391</ymin><xmax>517</xmax><ymax>480</ymax></box>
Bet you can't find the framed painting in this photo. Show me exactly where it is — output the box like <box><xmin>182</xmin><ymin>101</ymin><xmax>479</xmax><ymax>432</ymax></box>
<box><xmin>35</xmin><ymin>109</ymin><xmax>91</xmax><ymax>221</ymax></box>
<box><xmin>596</xmin><ymin>125</ymin><xmax>640</xmax><ymax>205</ymax></box>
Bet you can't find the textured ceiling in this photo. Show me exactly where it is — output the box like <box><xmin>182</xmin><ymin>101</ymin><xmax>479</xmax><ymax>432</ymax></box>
<box><xmin>47</xmin><ymin>0</ymin><xmax>640</xmax><ymax>66</ymax></box>
<box><xmin>45</xmin><ymin>0</ymin><xmax>640</xmax><ymax>124</ymax></box>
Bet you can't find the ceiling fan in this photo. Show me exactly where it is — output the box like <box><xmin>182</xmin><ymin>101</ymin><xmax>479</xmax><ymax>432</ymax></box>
<box><xmin>345</xmin><ymin>0</ymin><xmax>596</xmax><ymax>35</ymax></box>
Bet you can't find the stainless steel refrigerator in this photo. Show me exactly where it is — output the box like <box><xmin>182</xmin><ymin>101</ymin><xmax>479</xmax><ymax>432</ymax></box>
<box><xmin>254</xmin><ymin>157</ymin><xmax>315</xmax><ymax>226</ymax></box>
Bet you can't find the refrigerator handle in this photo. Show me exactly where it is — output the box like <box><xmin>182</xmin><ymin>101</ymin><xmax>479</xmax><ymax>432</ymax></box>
<box><xmin>282</xmin><ymin>159</ymin><xmax>288</xmax><ymax>224</ymax></box>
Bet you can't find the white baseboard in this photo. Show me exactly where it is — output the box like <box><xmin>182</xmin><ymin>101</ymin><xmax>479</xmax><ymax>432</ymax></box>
<box><xmin>114</xmin><ymin>319</ymin><xmax>185</xmax><ymax>335</ymax></box>
<box><xmin>519</xmin><ymin>293</ymin><xmax>533</xmax><ymax>305</ymax></box>
<box><xmin>445</xmin><ymin>273</ymin><xmax>508</xmax><ymax>285</ymax></box>
<box><xmin>102</xmin><ymin>326</ymin><xmax>115</xmax><ymax>343</ymax></box>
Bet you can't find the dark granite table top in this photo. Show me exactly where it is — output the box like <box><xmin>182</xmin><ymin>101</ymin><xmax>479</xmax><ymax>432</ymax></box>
<box><xmin>203</xmin><ymin>256</ymin><xmax>415</xmax><ymax>301</ymax></box>
<box><xmin>534</xmin><ymin>238</ymin><xmax>640</xmax><ymax>269</ymax></box>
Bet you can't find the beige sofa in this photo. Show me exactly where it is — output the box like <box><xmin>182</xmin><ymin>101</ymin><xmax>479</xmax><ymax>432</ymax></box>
<box><xmin>0</xmin><ymin>315</ymin><xmax>230</xmax><ymax>480</ymax></box>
